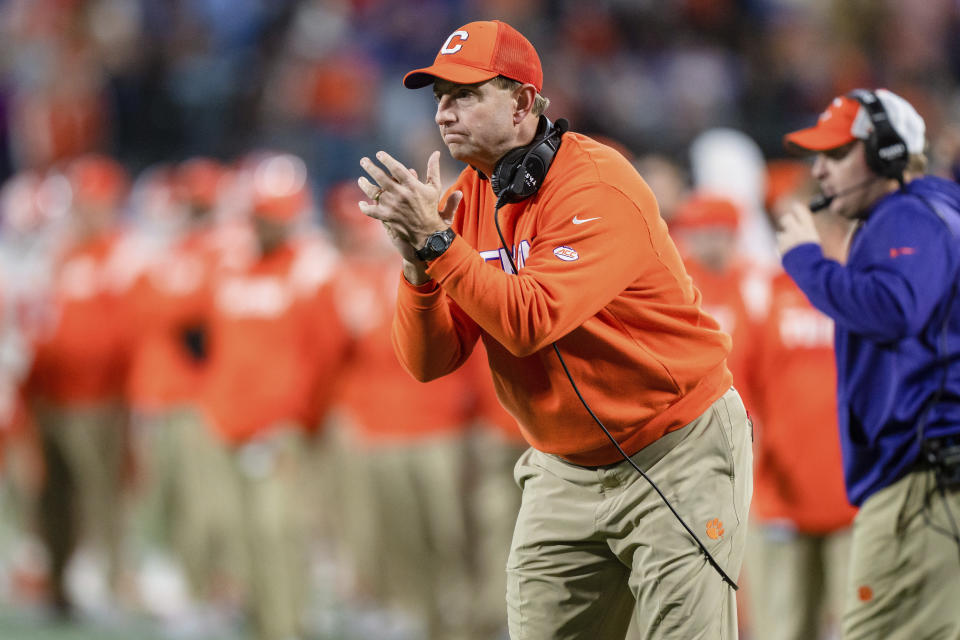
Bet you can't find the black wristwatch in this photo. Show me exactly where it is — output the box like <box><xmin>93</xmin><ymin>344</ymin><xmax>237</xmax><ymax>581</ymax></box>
<box><xmin>415</xmin><ymin>228</ymin><xmax>456</xmax><ymax>261</ymax></box>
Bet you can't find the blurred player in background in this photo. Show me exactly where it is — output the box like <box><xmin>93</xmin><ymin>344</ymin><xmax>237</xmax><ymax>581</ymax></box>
<box><xmin>0</xmin><ymin>169</ymin><xmax>68</xmax><ymax>607</ymax></box>
<box><xmin>670</xmin><ymin>193</ymin><xmax>758</xmax><ymax>414</ymax></box>
<box><xmin>199</xmin><ymin>152</ymin><xmax>349</xmax><ymax>640</ymax></box>
<box><xmin>124</xmin><ymin>157</ymin><xmax>246</xmax><ymax>619</ymax></box>
<box><xmin>326</xmin><ymin>180</ymin><xmax>479</xmax><ymax>639</ymax></box>
<box><xmin>22</xmin><ymin>154</ymin><xmax>132</xmax><ymax>615</ymax></box>
<box><xmin>743</xmin><ymin>161</ymin><xmax>857</xmax><ymax>640</ymax></box>
<box><xmin>464</xmin><ymin>358</ymin><xmax>527</xmax><ymax>640</ymax></box>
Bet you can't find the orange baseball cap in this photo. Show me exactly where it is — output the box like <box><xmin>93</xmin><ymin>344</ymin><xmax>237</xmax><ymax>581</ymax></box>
<box><xmin>784</xmin><ymin>96</ymin><xmax>861</xmax><ymax>152</ymax></box>
<box><xmin>672</xmin><ymin>193</ymin><xmax>741</xmax><ymax>231</ymax></box>
<box><xmin>403</xmin><ymin>20</ymin><xmax>543</xmax><ymax>92</ymax></box>
<box><xmin>784</xmin><ymin>89</ymin><xmax>925</xmax><ymax>154</ymax></box>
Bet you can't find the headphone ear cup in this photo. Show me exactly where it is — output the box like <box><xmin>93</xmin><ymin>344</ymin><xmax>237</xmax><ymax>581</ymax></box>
<box><xmin>863</xmin><ymin>133</ymin><xmax>883</xmax><ymax>176</ymax></box>
<box><xmin>879</xmin><ymin>142</ymin><xmax>909</xmax><ymax>180</ymax></box>
<box><xmin>490</xmin><ymin>116</ymin><xmax>564</xmax><ymax>204</ymax></box>
<box><xmin>510</xmin><ymin>154</ymin><xmax>548</xmax><ymax>200</ymax></box>
<box><xmin>848</xmin><ymin>89</ymin><xmax>909</xmax><ymax>180</ymax></box>
<box><xmin>866</xmin><ymin>135</ymin><xmax>909</xmax><ymax>179</ymax></box>
<box><xmin>491</xmin><ymin>147</ymin><xmax>526</xmax><ymax>200</ymax></box>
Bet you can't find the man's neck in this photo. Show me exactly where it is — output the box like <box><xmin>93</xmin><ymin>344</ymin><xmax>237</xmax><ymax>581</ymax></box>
<box><xmin>476</xmin><ymin>116</ymin><xmax>542</xmax><ymax>178</ymax></box>
<box><xmin>849</xmin><ymin>176</ymin><xmax>907</xmax><ymax>220</ymax></box>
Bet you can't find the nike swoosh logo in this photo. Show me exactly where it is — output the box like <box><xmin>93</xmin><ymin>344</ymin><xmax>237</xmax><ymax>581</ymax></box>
<box><xmin>572</xmin><ymin>216</ymin><xmax>601</xmax><ymax>225</ymax></box>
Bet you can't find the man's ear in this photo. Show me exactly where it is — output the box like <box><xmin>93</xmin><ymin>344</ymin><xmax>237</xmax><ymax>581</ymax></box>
<box><xmin>513</xmin><ymin>84</ymin><xmax>538</xmax><ymax>124</ymax></box>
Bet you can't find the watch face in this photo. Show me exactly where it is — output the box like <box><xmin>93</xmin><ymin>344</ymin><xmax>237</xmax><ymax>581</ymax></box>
<box><xmin>418</xmin><ymin>229</ymin><xmax>453</xmax><ymax>260</ymax></box>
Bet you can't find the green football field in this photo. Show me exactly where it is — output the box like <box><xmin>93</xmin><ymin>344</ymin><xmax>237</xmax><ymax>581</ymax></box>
<box><xmin>0</xmin><ymin>602</ymin><xmax>419</xmax><ymax>640</ymax></box>
<box><xmin>0</xmin><ymin>607</ymin><xmax>228</xmax><ymax>640</ymax></box>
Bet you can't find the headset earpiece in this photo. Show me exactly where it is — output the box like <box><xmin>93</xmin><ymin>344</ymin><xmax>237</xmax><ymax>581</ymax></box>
<box><xmin>848</xmin><ymin>89</ymin><xmax>909</xmax><ymax>181</ymax></box>
<box><xmin>489</xmin><ymin>146</ymin><xmax>528</xmax><ymax>199</ymax></box>
<box><xmin>491</xmin><ymin>116</ymin><xmax>567</xmax><ymax>204</ymax></box>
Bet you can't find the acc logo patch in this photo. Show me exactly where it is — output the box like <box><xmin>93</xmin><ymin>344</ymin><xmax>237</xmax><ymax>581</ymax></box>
<box><xmin>553</xmin><ymin>246</ymin><xmax>579</xmax><ymax>262</ymax></box>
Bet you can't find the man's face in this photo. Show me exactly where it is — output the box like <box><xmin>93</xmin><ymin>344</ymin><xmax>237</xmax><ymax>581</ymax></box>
<box><xmin>811</xmin><ymin>140</ymin><xmax>879</xmax><ymax>218</ymax></box>
<box><xmin>433</xmin><ymin>78</ymin><xmax>518</xmax><ymax>172</ymax></box>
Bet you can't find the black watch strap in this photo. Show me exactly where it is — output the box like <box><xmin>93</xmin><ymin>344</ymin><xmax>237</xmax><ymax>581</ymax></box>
<box><xmin>415</xmin><ymin>228</ymin><xmax>456</xmax><ymax>262</ymax></box>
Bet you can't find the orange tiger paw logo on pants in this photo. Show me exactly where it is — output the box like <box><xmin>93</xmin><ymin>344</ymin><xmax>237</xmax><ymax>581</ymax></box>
<box><xmin>706</xmin><ymin>518</ymin><xmax>725</xmax><ymax>540</ymax></box>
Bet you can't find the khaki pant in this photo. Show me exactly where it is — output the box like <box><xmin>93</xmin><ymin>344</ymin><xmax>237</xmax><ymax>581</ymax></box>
<box><xmin>34</xmin><ymin>402</ymin><xmax>126</xmax><ymax>609</ymax></box>
<box><xmin>507</xmin><ymin>388</ymin><xmax>753</xmax><ymax>640</ymax></box>
<box><xmin>132</xmin><ymin>406</ymin><xmax>244</xmax><ymax>602</ymax></box>
<box><xmin>318</xmin><ymin>420</ymin><xmax>385</xmax><ymax>601</ymax></box>
<box><xmin>323</xmin><ymin>417</ymin><xmax>477</xmax><ymax>638</ymax></box>
<box><xmin>132</xmin><ymin>407</ymin><xmax>226</xmax><ymax>548</ymax></box>
<box><xmin>843</xmin><ymin>469</ymin><xmax>960</xmax><ymax>640</ymax></box>
<box><xmin>229</xmin><ymin>426</ymin><xmax>309</xmax><ymax>640</ymax></box>
<box><xmin>130</xmin><ymin>409</ymin><xmax>179</xmax><ymax>550</ymax></box>
<box><xmin>366</xmin><ymin>433</ymin><xmax>474</xmax><ymax>640</ymax></box>
<box><xmin>172</xmin><ymin>408</ymin><xmax>244</xmax><ymax>600</ymax></box>
<box><xmin>743</xmin><ymin>524</ymin><xmax>851</xmax><ymax>640</ymax></box>
<box><xmin>468</xmin><ymin>427</ymin><xmax>527</xmax><ymax>638</ymax></box>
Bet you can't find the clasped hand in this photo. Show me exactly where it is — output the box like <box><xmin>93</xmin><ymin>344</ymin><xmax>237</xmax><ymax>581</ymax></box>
<box><xmin>358</xmin><ymin>150</ymin><xmax>462</xmax><ymax>262</ymax></box>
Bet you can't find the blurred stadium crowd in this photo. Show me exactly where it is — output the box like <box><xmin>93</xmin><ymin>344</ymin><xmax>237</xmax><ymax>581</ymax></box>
<box><xmin>0</xmin><ymin>1</ymin><xmax>959</xmax><ymax>640</ymax></box>
<box><xmin>3</xmin><ymin>0</ymin><xmax>960</xmax><ymax>185</ymax></box>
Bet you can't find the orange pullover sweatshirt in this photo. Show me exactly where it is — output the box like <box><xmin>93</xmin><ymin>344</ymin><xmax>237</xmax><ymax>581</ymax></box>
<box><xmin>393</xmin><ymin>132</ymin><xmax>732</xmax><ymax>466</ymax></box>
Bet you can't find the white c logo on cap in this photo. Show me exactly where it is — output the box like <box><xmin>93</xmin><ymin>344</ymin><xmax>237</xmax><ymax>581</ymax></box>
<box><xmin>440</xmin><ymin>30</ymin><xmax>468</xmax><ymax>55</ymax></box>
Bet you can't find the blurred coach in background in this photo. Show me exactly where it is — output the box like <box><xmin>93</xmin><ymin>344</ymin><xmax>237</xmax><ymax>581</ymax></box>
<box><xmin>776</xmin><ymin>88</ymin><xmax>960</xmax><ymax>639</ymax></box>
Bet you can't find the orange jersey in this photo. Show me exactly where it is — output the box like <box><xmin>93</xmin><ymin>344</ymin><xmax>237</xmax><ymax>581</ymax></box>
<box><xmin>682</xmin><ymin>259</ymin><xmax>758</xmax><ymax>414</ymax></box>
<box><xmin>393</xmin><ymin>133</ymin><xmax>732</xmax><ymax>466</ymax></box>
<box><xmin>201</xmin><ymin>238</ymin><xmax>348</xmax><ymax>445</ymax></box>
<box><xmin>126</xmin><ymin>231</ymin><xmax>219</xmax><ymax>411</ymax></box>
<box><xmin>751</xmin><ymin>272</ymin><xmax>856</xmax><ymax>533</ymax></box>
<box><xmin>27</xmin><ymin>233</ymin><xmax>129</xmax><ymax>405</ymax></box>
<box><xmin>332</xmin><ymin>256</ymin><xmax>481</xmax><ymax>442</ymax></box>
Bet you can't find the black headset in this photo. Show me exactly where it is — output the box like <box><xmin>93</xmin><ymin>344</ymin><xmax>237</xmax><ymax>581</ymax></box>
<box><xmin>848</xmin><ymin>88</ymin><xmax>909</xmax><ymax>182</ymax></box>
<box><xmin>490</xmin><ymin>116</ymin><xmax>568</xmax><ymax>204</ymax></box>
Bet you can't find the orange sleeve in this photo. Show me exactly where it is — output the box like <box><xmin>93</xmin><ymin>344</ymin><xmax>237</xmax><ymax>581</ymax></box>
<box><xmin>391</xmin><ymin>278</ymin><xmax>482</xmax><ymax>382</ymax></box>
<box><xmin>424</xmin><ymin>183</ymin><xmax>656</xmax><ymax>357</ymax></box>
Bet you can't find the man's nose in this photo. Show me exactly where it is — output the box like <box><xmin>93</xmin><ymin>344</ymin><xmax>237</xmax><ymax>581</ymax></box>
<box><xmin>435</xmin><ymin>96</ymin><xmax>455</xmax><ymax>126</ymax></box>
<box><xmin>812</xmin><ymin>154</ymin><xmax>828</xmax><ymax>180</ymax></box>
